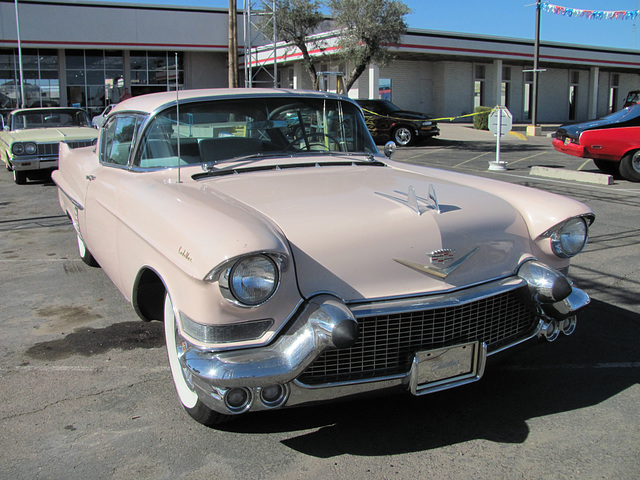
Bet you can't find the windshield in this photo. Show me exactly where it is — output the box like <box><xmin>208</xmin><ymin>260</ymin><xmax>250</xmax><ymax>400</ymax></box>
<box><xmin>135</xmin><ymin>97</ymin><xmax>378</xmax><ymax>169</ymax></box>
<box><xmin>11</xmin><ymin>109</ymin><xmax>91</xmax><ymax>130</ymax></box>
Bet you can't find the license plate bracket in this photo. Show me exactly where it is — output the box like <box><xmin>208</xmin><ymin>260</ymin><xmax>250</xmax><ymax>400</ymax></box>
<box><xmin>408</xmin><ymin>341</ymin><xmax>487</xmax><ymax>395</ymax></box>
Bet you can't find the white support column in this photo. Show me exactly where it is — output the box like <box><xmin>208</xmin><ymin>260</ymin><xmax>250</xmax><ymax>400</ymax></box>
<box><xmin>589</xmin><ymin>66</ymin><xmax>599</xmax><ymax>118</ymax></box>
<box><xmin>368</xmin><ymin>64</ymin><xmax>379</xmax><ymax>99</ymax></box>
<box><xmin>292</xmin><ymin>62</ymin><xmax>303</xmax><ymax>90</ymax></box>
<box><xmin>494</xmin><ymin>59</ymin><xmax>503</xmax><ymax>106</ymax></box>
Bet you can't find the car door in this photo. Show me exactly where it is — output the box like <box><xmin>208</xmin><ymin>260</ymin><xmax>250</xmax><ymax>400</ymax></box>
<box><xmin>83</xmin><ymin>114</ymin><xmax>141</xmax><ymax>290</ymax></box>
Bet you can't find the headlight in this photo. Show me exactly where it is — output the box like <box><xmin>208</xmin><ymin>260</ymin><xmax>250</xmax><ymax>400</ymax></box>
<box><xmin>421</xmin><ymin>121</ymin><xmax>432</xmax><ymax>127</ymax></box>
<box><xmin>24</xmin><ymin>142</ymin><xmax>37</xmax><ymax>155</ymax></box>
<box><xmin>12</xmin><ymin>143</ymin><xmax>24</xmax><ymax>155</ymax></box>
<box><xmin>549</xmin><ymin>217</ymin><xmax>589</xmax><ymax>258</ymax></box>
<box><xmin>227</xmin><ymin>254</ymin><xmax>279</xmax><ymax>306</ymax></box>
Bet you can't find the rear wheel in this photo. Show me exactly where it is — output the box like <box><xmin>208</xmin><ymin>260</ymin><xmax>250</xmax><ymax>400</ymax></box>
<box><xmin>164</xmin><ymin>293</ymin><xmax>225</xmax><ymax>426</ymax></box>
<box><xmin>392</xmin><ymin>126</ymin><xmax>414</xmax><ymax>146</ymax></box>
<box><xmin>619</xmin><ymin>151</ymin><xmax>640</xmax><ymax>182</ymax></box>
<box><xmin>593</xmin><ymin>159</ymin><xmax>619</xmax><ymax>175</ymax></box>
<box><xmin>77</xmin><ymin>234</ymin><xmax>99</xmax><ymax>267</ymax></box>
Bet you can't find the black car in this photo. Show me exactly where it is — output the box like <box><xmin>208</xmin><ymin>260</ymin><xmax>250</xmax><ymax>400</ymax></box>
<box><xmin>356</xmin><ymin>99</ymin><xmax>440</xmax><ymax>146</ymax></box>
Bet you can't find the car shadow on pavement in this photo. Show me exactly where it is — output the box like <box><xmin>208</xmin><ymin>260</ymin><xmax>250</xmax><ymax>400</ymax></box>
<box><xmin>221</xmin><ymin>298</ymin><xmax>639</xmax><ymax>457</ymax></box>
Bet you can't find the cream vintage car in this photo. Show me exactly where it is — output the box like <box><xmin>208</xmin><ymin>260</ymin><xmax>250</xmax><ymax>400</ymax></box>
<box><xmin>52</xmin><ymin>88</ymin><xmax>594</xmax><ymax>427</ymax></box>
<box><xmin>1</xmin><ymin>107</ymin><xmax>97</xmax><ymax>184</ymax></box>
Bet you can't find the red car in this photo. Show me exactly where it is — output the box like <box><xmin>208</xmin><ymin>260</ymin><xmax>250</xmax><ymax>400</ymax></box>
<box><xmin>553</xmin><ymin>104</ymin><xmax>640</xmax><ymax>182</ymax></box>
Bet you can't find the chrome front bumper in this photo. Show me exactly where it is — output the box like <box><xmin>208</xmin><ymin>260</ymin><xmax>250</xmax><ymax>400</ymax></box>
<box><xmin>180</xmin><ymin>269</ymin><xmax>590</xmax><ymax>416</ymax></box>
<box><xmin>10</xmin><ymin>156</ymin><xmax>57</xmax><ymax>171</ymax></box>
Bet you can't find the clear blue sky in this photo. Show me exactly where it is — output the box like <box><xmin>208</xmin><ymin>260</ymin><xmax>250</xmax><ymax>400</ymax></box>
<box><xmin>110</xmin><ymin>0</ymin><xmax>640</xmax><ymax>50</ymax></box>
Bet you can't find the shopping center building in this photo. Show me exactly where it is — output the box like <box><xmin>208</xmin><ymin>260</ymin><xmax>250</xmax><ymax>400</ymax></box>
<box><xmin>1</xmin><ymin>0</ymin><xmax>639</xmax><ymax>122</ymax></box>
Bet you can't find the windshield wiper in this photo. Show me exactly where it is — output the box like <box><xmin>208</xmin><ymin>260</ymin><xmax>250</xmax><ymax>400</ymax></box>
<box><xmin>201</xmin><ymin>152</ymin><xmax>291</xmax><ymax>172</ymax></box>
<box><xmin>193</xmin><ymin>155</ymin><xmax>386</xmax><ymax>180</ymax></box>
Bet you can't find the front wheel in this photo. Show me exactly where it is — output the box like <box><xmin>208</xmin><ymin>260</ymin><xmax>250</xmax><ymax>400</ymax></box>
<box><xmin>392</xmin><ymin>126</ymin><xmax>414</xmax><ymax>146</ymax></box>
<box><xmin>13</xmin><ymin>169</ymin><xmax>27</xmax><ymax>185</ymax></box>
<box><xmin>619</xmin><ymin>151</ymin><xmax>640</xmax><ymax>182</ymax></box>
<box><xmin>164</xmin><ymin>293</ymin><xmax>225</xmax><ymax>426</ymax></box>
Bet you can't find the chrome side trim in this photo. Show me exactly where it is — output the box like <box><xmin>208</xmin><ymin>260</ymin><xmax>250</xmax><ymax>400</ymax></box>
<box><xmin>54</xmin><ymin>182</ymin><xmax>84</xmax><ymax>211</ymax></box>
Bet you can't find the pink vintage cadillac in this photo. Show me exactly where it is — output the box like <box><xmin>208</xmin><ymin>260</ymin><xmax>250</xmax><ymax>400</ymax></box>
<box><xmin>53</xmin><ymin>88</ymin><xmax>594</xmax><ymax>426</ymax></box>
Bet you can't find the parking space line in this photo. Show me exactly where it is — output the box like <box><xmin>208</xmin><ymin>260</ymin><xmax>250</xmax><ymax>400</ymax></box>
<box><xmin>454</xmin><ymin>151</ymin><xmax>491</xmax><ymax>167</ymax></box>
<box><xmin>578</xmin><ymin>159</ymin><xmax>592</xmax><ymax>171</ymax></box>
<box><xmin>508</xmin><ymin>152</ymin><xmax>547</xmax><ymax>165</ymax></box>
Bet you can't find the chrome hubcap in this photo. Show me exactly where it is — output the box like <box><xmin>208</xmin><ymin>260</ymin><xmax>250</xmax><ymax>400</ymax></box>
<box><xmin>632</xmin><ymin>152</ymin><xmax>640</xmax><ymax>173</ymax></box>
<box><xmin>395</xmin><ymin>128</ymin><xmax>411</xmax><ymax>145</ymax></box>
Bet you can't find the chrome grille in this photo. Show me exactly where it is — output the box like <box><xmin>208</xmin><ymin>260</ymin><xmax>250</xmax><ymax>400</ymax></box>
<box><xmin>298</xmin><ymin>289</ymin><xmax>538</xmax><ymax>385</ymax></box>
<box><xmin>37</xmin><ymin>143</ymin><xmax>58</xmax><ymax>156</ymax></box>
<box><xmin>35</xmin><ymin>140</ymin><xmax>94</xmax><ymax>157</ymax></box>
<box><xmin>67</xmin><ymin>140</ymin><xmax>95</xmax><ymax>149</ymax></box>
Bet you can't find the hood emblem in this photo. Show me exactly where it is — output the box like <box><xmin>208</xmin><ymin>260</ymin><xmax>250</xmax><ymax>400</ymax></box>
<box><xmin>394</xmin><ymin>247</ymin><xmax>478</xmax><ymax>280</ymax></box>
<box><xmin>376</xmin><ymin>184</ymin><xmax>441</xmax><ymax>215</ymax></box>
<box><xmin>429</xmin><ymin>249</ymin><xmax>455</xmax><ymax>265</ymax></box>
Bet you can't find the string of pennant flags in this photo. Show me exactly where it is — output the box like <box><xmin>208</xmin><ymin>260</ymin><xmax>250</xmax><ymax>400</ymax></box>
<box><xmin>542</xmin><ymin>3</ymin><xmax>639</xmax><ymax>20</ymax></box>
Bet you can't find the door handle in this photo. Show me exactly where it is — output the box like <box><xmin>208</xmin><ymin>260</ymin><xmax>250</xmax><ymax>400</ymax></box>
<box><xmin>86</xmin><ymin>174</ymin><xmax>96</xmax><ymax>181</ymax></box>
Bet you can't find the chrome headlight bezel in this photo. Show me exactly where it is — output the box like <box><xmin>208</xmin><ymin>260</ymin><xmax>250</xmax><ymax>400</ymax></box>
<box><xmin>205</xmin><ymin>252</ymin><xmax>286</xmax><ymax>308</ymax></box>
<box><xmin>11</xmin><ymin>143</ymin><xmax>25</xmax><ymax>155</ymax></box>
<box><xmin>24</xmin><ymin>142</ymin><xmax>37</xmax><ymax>155</ymax></box>
<box><xmin>544</xmin><ymin>215</ymin><xmax>593</xmax><ymax>258</ymax></box>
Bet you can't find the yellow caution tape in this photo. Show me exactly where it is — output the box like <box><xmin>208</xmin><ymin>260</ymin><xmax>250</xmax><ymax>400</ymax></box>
<box><xmin>361</xmin><ymin>108</ymin><xmax>485</xmax><ymax>123</ymax></box>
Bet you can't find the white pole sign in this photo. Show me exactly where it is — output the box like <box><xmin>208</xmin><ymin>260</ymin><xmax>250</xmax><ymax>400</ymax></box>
<box><xmin>488</xmin><ymin>106</ymin><xmax>512</xmax><ymax>171</ymax></box>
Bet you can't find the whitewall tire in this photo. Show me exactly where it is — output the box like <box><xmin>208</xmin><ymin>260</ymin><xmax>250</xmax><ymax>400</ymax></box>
<box><xmin>164</xmin><ymin>293</ymin><xmax>224</xmax><ymax>426</ymax></box>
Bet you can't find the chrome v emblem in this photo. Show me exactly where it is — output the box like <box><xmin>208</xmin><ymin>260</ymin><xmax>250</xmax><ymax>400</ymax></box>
<box><xmin>394</xmin><ymin>248</ymin><xmax>478</xmax><ymax>279</ymax></box>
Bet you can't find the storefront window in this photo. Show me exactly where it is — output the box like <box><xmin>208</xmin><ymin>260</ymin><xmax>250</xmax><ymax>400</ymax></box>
<box><xmin>130</xmin><ymin>52</ymin><xmax>183</xmax><ymax>96</ymax></box>
<box><xmin>65</xmin><ymin>50</ymin><xmax>125</xmax><ymax>116</ymax></box>
<box><xmin>0</xmin><ymin>49</ymin><xmax>59</xmax><ymax>108</ymax></box>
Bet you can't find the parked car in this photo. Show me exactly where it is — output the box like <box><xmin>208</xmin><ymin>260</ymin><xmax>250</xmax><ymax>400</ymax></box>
<box><xmin>623</xmin><ymin>90</ymin><xmax>640</xmax><ymax>108</ymax></box>
<box><xmin>552</xmin><ymin>104</ymin><xmax>640</xmax><ymax>182</ymax></box>
<box><xmin>91</xmin><ymin>104</ymin><xmax>115</xmax><ymax>128</ymax></box>
<box><xmin>1</xmin><ymin>107</ymin><xmax>97</xmax><ymax>184</ymax></box>
<box><xmin>53</xmin><ymin>88</ymin><xmax>593</xmax><ymax>427</ymax></box>
<box><xmin>356</xmin><ymin>99</ymin><xmax>440</xmax><ymax>146</ymax></box>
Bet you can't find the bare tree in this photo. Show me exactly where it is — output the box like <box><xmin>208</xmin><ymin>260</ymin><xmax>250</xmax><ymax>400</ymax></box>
<box><xmin>261</xmin><ymin>0</ymin><xmax>325</xmax><ymax>86</ymax></box>
<box><xmin>329</xmin><ymin>0</ymin><xmax>409</xmax><ymax>91</ymax></box>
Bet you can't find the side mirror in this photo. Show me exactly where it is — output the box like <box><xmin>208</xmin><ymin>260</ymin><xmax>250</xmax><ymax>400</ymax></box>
<box><xmin>384</xmin><ymin>141</ymin><xmax>396</xmax><ymax>159</ymax></box>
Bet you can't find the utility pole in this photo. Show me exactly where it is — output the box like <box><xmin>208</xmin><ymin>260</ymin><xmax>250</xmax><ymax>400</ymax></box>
<box><xmin>228</xmin><ymin>0</ymin><xmax>238</xmax><ymax>88</ymax></box>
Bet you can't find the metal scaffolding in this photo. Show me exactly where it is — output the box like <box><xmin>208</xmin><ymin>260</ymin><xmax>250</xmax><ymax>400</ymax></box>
<box><xmin>243</xmin><ymin>0</ymin><xmax>278</xmax><ymax>88</ymax></box>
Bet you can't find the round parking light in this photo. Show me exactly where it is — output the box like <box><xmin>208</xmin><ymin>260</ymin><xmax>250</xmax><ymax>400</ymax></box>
<box><xmin>260</xmin><ymin>384</ymin><xmax>286</xmax><ymax>407</ymax></box>
<box><xmin>225</xmin><ymin>387</ymin><xmax>251</xmax><ymax>413</ymax></box>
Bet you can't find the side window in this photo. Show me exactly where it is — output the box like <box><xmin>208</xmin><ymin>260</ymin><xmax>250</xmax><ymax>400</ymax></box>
<box><xmin>101</xmin><ymin>115</ymin><xmax>139</xmax><ymax>166</ymax></box>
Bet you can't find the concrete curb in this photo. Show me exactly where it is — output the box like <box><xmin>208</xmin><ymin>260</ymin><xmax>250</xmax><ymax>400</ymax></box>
<box><xmin>529</xmin><ymin>166</ymin><xmax>614</xmax><ymax>185</ymax></box>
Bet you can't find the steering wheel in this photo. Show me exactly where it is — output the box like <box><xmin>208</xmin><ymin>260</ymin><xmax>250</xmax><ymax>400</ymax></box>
<box><xmin>286</xmin><ymin>132</ymin><xmax>343</xmax><ymax>152</ymax></box>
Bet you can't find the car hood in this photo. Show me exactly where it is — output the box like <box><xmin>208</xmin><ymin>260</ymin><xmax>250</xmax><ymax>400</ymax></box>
<box><xmin>4</xmin><ymin>127</ymin><xmax>97</xmax><ymax>142</ymax></box>
<box><xmin>209</xmin><ymin>164</ymin><xmax>530</xmax><ymax>302</ymax></box>
<box><xmin>557</xmin><ymin>105</ymin><xmax>640</xmax><ymax>138</ymax></box>
<box><xmin>390</xmin><ymin>110</ymin><xmax>433</xmax><ymax>122</ymax></box>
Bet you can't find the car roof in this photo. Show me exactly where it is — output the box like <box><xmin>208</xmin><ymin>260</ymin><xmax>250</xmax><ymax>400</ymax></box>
<box><xmin>111</xmin><ymin>88</ymin><xmax>353</xmax><ymax>116</ymax></box>
<box><xmin>10</xmin><ymin>107</ymin><xmax>87</xmax><ymax>115</ymax></box>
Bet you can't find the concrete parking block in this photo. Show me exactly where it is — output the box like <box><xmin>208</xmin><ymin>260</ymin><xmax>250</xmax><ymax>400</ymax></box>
<box><xmin>529</xmin><ymin>166</ymin><xmax>614</xmax><ymax>185</ymax></box>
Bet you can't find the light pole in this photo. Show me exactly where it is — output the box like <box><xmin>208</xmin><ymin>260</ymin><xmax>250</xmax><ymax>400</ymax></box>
<box><xmin>14</xmin><ymin>0</ymin><xmax>25</xmax><ymax>108</ymax></box>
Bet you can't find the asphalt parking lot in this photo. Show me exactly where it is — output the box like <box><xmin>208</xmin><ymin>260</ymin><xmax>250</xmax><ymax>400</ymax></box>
<box><xmin>1</xmin><ymin>125</ymin><xmax>639</xmax><ymax>480</ymax></box>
